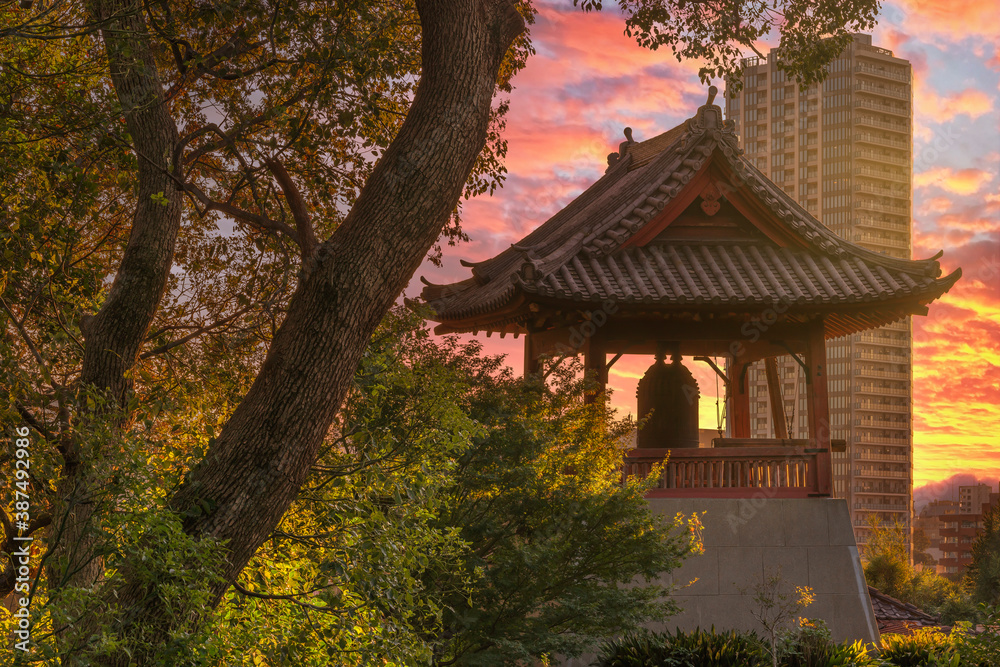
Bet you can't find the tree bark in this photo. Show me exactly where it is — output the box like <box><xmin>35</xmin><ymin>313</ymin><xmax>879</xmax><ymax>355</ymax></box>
<box><xmin>80</xmin><ymin>0</ymin><xmax>183</xmax><ymax>408</ymax></box>
<box><xmin>95</xmin><ymin>0</ymin><xmax>524</xmax><ymax>661</ymax></box>
<box><xmin>47</xmin><ymin>0</ymin><xmax>182</xmax><ymax>647</ymax></box>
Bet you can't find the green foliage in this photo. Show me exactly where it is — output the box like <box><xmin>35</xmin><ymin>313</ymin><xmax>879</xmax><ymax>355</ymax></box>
<box><xmin>575</xmin><ymin>0</ymin><xmax>880</xmax><ymax>91</ymax></box>
<box><xmin>951</xmin><ymin>605</ymin><xmax>1000</xmax><ymax>667</ymax></box>
<box><xmin>596</xmin><ymin>627</ymin><xmax>769</xmax><ymax>667</ymax></box>
<box><xmin>739</xmin><ymin>567</ymin><xmax>815</xmax><ymax>667</ymax></box>
<box><xmin>595</xmin><ymin>617</ymin><xmax>1000</xmax><ymax>667</ymax></box>
<box><xmin>778</xmin><ymin>620</ymin><xmax>873</xmax><ymax>667</ymax></box>
<box><xmin>866</xmin><ymin>553</ymin><xmax>914</xmax><ymax>601</ymax></box>
<box><xmin>878</xmin><ymin>628</ymin><xmax>959</xmax><ymax>667</ymax></box>
<box><xmin>966</xmin><ymin>505</ymin><xmax>1000</xmax><ymax>607</ymax></box>
<box><xmin>863</xmin><ymin>516</ymin><xmax>912</xmax><ymax>602</ymax></box>
<box><xmin>0</xmin><ymin>398</ymin><xmax>230</xmax><ymax>666</ymax></box>
<box><xmin>195</xmin><ymin>308</ymin><xmax>699</xmax><ymax>665</ymax></box>
<box><xmin>861</xmin><ymin>516</ymin><xmax>978</xmax><ymax>625</ymax></box>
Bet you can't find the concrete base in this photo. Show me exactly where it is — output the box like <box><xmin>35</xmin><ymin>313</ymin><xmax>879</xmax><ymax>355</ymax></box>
<box><xmin>557</xmin><ymin>497</ymin><xmax>877</xmax><ymax>666</ymax></box>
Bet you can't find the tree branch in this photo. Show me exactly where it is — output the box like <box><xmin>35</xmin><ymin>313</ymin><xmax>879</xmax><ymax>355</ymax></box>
<box><xmin>15</xmin><ymin>402</ymin><xmax>56</xmax><ymax>441</ymax></box>
<box><xmin>139</xmin><ymin>305</ymin><xmax>254</xmax><ymax>359</ymax></box>
<box><xmin>263</xmin><ymin>158</ymin><xmax>318</xmax><ymax>261</ymax></box>
<box><xmin>182</xmin><ymin>182</ymin><xmax>301</xmax><ymax>245</ymax></box>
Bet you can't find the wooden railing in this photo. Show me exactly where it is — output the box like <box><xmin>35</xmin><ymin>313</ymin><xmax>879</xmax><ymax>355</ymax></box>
<box><xmin>624</xmin><ymin>445</ymin><xmax>828</xmax><ymax>498</ymax></box>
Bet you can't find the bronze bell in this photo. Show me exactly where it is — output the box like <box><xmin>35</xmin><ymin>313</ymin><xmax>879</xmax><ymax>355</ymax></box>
<box><xmin>636</xmin><ymin>346</ymin><xmax>700</xmax><ymax>448</ymax></box>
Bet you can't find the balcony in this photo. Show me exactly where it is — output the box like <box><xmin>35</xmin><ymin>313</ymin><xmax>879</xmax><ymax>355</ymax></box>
<box><xmin>855</xmin><ymin>384</ymin><xmax>909</xmax><ymax>396</ymax></box>
<box><xmin>856</xmin><ymin>401</ymin><xmax>908</xmax><ymax>413</ymax></box>
<box><xmin>855</xmin><ymin>199</ymin><xmax>909</xmax><ymax>215</ymax></box>
<box><xmin>857</xmin><ymin>332</ymin><xmax>909</xmax><ymax>347</ymax></box>
<box><xmin>856</xmin><ymin>132</ymin><xmax>909</xmax><ymax>150</ymax></box>
<box><xmin>857</xmin><ymin>418</ymin><xmax>909</xmax><ymax>430</ymax></box>
<box><xmin>855</xmin><ymin>98</ymin><xmax>909</xmax><ymax>117</ymax></box>
<box><xmin>855</xmin><ymin>149</ymin><xmax>909</xmax><ymax>167</ymax></box>
<box><xmin>855</xmin><ymin>63</ymin><xmax>910</xmax><ymax>84</ymax></box>
<box><xmin>855</xmin><ymin>452</ymin><xmax>908</xmax><ymax>462</ymax></box>
<box><xmin>857</xmin><ymin>350</ymin><xmax>910</xmax><ymax>363</ymax></box>
<box><xmin>856</xmin><ymin>81</ymin><xmax>909</xmax><ymax>101</ymax></box>
<box><xmin>854</xmin><ymin>232</ymin><xmax>909</xmax><ymax>250</ymax></box>
<box><xmin>855</xmin><ymin>468</ymin><xmax>908</xmax><ymax>478</ymax></box>
<box><xmin>855</xmin><ymin>114</ymin><xmax>909</xmax><ymax>134</ymax></box>
<box><xmin>855</xmin><ymin>502</ymin><xmax>908</xmax><ymax>511</ymax></box>
<box><xmin>854</xmin><ymin>216</ymin><xmax>909</xmax><ymax>233</ymax></box>
<box><xmin>857</xmin><ymin>43</ymin><xmax>895</xmax><ymax>58</ymax></box>
<box><xmin>856</xmin><ymin>166</ymin><xmax>909</xmax><ymax>184</ymax></box>
<box><xmin>857</xmin><ymin>436</ymin><xmax>909</xmax><ymax>447</ymax></box>
<box><xmin>855</xmin><ymin>367</ymin><xmax>909</xmax><ymax>380</ymax></box>
<box><xmin>855</xmin><ymin>488</ymin><xmax>909</xmax><ymax>496</ymax></box>
<box><xmin>856</xmin><ymin>182</ymin><xmax>909</xmax><ymax>199</ymax></box>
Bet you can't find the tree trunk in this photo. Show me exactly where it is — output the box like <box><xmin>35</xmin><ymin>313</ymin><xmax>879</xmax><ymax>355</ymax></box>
<box><xmin>92</xmin><ymin>0</ymin><xmax>524</xmax><ymax>662</ymax></box>
<box><xmin>47</xmin><ymin>0</ymin><xmax>182</xmax><ymax>655</ymax></box>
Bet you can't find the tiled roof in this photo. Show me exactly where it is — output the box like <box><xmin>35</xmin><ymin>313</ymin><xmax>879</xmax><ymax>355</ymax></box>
<box><xmin>626</xmin><ymin>125</ymin><xmax>686</xmax><ymax>169</ymax></box>
<box><xmin>421</xmin><ymin>91</ymin><xmax>960</xmax><ymax>335</ymax></box>
<box><xmin>868</xmin><ymin>586</ymin><xmax>942</xmax><ymax>636</ymax></box>
<box><xmin>519</xmin><ymin>243</ymin><xmax>942</xmax><ymax>307</ymax></box>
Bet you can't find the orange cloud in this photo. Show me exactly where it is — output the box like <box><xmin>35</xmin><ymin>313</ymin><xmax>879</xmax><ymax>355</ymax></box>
<box><xmin>914</xmin><ymin>83</ymin><xmax>994</xmax><ymax>122</ymax></box>
<box><xmin>891</xmin><ymin>0</ymin><xmax>1000</xmax><ymax>41</ymax></box>
<box><xmin>917</xmin><ymin>196</ymin><xmax>955</xmax><ymax>215</ymax></box>
<box><xmin>915</xmin><ymin>166</ymin><xmax>995</xmax><ymax>194</ymax></box>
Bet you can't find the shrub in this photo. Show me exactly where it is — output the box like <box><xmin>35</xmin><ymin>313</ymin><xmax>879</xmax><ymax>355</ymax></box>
<box><xmin>595</xmin><ymin>627</ymin><xmax>769</xmax><ymax>667</ymax></box>
<box><xmin>953</xmin><ymin>604</ymin><xmax>1000</xmax><ymax>667</ymax></box>
<box><xmin>778</xmin><ymin>620</ymin><xmax>875</xmax><ymax>667</ymax></box>
<box><xmin>878</xmin><ymin>628</ymin><xmax>958</xmax><ymax>667</ymax></box>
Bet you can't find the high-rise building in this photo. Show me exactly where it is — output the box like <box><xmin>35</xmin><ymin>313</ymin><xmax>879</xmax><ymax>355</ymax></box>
<box><xmin>724</xmin><ymin>34</ymin><xmax>913</xmax><ymax>549</ymax></box>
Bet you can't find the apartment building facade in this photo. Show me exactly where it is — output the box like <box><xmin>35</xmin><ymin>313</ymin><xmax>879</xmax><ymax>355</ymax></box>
<box><xmin>724</xmin><ymin>34</ymin><xmax>914</xmax><ymax>549</ymax></box>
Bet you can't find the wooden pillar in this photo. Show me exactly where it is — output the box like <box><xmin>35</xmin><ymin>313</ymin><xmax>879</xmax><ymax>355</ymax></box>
<box><xmin>764</xmin><ymin>356</ymin><xmax>789</xmax><ymax>439</ymax></box>
<box><xmin>727</xmin><ymin>356</ymin><xmax>750</xmax><ymax>438</ymax></box>
<box><xmin>583</xmin><ymin>335</ymin><xmax>607</xmax><ymax>404</ymax></box>
<box><xmin>523</xmin><ymin>333</ymin><xmax>539</xmax><ymax>377</ymax></box>
<box><xmin>805</xmin><ymin>317</ymin><xmax>832</xmax><ymax>496</ymax></box>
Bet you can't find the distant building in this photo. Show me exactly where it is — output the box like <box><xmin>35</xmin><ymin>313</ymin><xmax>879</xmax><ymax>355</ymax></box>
<box><xmin>938</xmin><ymin>513</ymin><xmax>983</xmax><ymax>576</ymax></box>
<box><xmin>960</xmin><ymin>483</ymin><xmax>996</xmax><ymax>514</ymax></box>
<box><xmin>922</xmin><ymin>499</ymin><xmax>960</xmax><ymax>517</ymax></box>
<box><xmin>724</xmin><ymin>33</ymin><xmax>915</xmax><ymax>551</ymax></box>
<box><xmin>926</xmin><ymin>485</ymin><xmax>999</xmax><ymax>577</ymax></box>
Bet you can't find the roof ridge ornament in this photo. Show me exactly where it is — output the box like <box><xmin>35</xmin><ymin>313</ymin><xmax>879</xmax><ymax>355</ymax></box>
<box><xmin>606</xmin><ymin>127</ymin><xmax>636</xmax><ymax>170</ymax></box>
<box><xmin>682</xmin><ymin>84</ymin><xmax>741</xmax><ymax>155</ymax></box>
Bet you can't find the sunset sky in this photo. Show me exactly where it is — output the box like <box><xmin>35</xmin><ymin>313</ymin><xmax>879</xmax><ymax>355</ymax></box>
<box><xmin>413</xmin><ymin>1</ymin><xmax>1000</xmax><ymax>493</ymax></box>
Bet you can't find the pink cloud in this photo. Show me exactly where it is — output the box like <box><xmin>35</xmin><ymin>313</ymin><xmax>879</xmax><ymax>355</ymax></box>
<box><xmin>891</xmin><ymin>0</ymin><xmax>1000</xmax><ymax>41</ymax></box>
<box><xmin>915</xmin><ymin>166</ymin><xmax>995</xmax><ymax>195</ymax></box>
<box><xmin>914</xmin><ymin>84</ymin><xmax>994</xmax><ymax>123</ymax></box>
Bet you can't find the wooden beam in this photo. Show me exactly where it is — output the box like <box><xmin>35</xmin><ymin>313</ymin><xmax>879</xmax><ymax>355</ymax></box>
<box><xmin>805</xmin><ymin>317</ymin><xmax>832</xmax><ymax>496</ymax></box>
<box><xmin>583</xmin><ymin>335</ymin><xmax>607</xmax><ymax>404</ymax></box>
<box><xmin>523</xmin><ymin>333</ymin><xmax>539</xmax><ymax>377</ymax></box>
<box><xmin>764</xmin><ymin>357</ymin><xmax>789</xmax><ymax>439</ymax></box>
<box><xmin>727</xmin><ymin>356</ymin><xmax>751</xmax><ymax>438</ymax></box>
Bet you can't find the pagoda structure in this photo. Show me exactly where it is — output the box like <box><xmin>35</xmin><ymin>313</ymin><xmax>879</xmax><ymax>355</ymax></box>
<box><xmin>421</xmin><ymin>87</ymin><xmax>959</xmax><ymax>501</ymax></box>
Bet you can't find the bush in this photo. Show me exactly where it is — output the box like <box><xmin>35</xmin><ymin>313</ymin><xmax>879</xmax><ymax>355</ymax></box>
<box><xmin>952</xmin><ymin>605</ymin><xmax>1000</xmax><ymax>667</ymax></box>
<box><xmin>878</xmin><ymin>628</ymin><xmax>958</xmax><ymax>667</ymax></box>
<box><xmin>778</xmin><ymin>620</ymin><xmax>874</xmax><ymax>667</ymax></box>
<box><xmin>596</xmin><ymin>627</ymin><xmax>769</xmax><ymax>667</ymax></box>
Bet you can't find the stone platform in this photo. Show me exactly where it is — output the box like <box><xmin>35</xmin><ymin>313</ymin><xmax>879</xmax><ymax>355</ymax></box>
<box><xmin>557</xmin><ymin>497</ymin><xmax>877</xmax><ymax>666</ymax></box>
